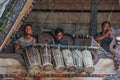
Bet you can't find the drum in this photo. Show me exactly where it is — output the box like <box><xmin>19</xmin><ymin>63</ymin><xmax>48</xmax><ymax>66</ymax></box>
<box><xmin>38</xmin><ymin>32</ymin><xmax>55</xmax><ymax>44</ymax></box>
<box><xmin>72</xmin><ymin>49</ymin><xmax>84</xmax><ymax>73</ymax></box>
<box><xmin>81</xmin><ymin>49</ymin><xmax>95</xmax><ymax>73</ymax></box>
<box><xmin>63</xmin><ymin>34</ymin><xmax>74</xmax><ymax>45</ymax></box>
<box><xmin>41</xmin><ymin>45</ymin><xmax>53</xmax><ymax>71</ymax></box>
<box><xmin>74</xmin><ymin>35</ymin><xmax>91</xmax><ymax>46</ymax></box>
<box><xmin>24</xmin><ymin>46</ymin><xmax>41</xmax><ymax>73</ymax></box>
<box><xmin>62</xmin><ymin>49</ymin><xmax>76</xmax><ymax>72</ymax></box>
<box><xmin>52</xmin><ymin>47</ymin><xmax>65</xmax><ymax>73</ymax></box>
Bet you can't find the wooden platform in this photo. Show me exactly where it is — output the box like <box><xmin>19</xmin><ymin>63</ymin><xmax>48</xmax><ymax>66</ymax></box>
<box><xmin>0</xmin><ymin>53</ymin><xmax>116</xmax><ymax>80</ymax></box>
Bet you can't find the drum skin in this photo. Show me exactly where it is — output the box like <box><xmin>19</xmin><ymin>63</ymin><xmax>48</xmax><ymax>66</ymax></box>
<box><xmin>38</xmin><ymin>32</ymin><xmax>55</xmax><ymax>44</ymax></box>
<box><xmin>38</xmin><ymin>32</ymin><xmax>74</xmax><ymax>45</ymax></box>
<box><xmin>74</xmin><ymin>36</ymin><xmax>91</xmax><ymax>46</ymax></box>
<box><xmin>63</xmin><ymin>34</ymin><xmax>74</xmax><ymax>45</ymax></box>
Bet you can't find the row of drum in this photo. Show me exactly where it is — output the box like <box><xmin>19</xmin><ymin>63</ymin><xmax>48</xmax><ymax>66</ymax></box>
<box><xmin>23</xmin><ymin>46</ymin><xmax>99</xmax><ymax>73</ymax></box>
<box><xmin>35</xmin><ymin>32</ymin><xmax>92</xmax><ymax>46</ymax></box>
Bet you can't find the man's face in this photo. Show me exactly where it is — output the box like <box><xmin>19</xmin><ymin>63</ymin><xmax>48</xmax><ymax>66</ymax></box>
<box><xmin>25</xmin><ymin>26</ymin><xmax>32</xmax><ymax>35</ymax></box>
<box><xmin>103</xmin><ymin>23</ymin><xmax>111</xmax><ymax>31</ymax></box>
<box><xmin>56</xmin><ymin>32</ymin><xmax>63</xmax><ymax>41</ymax></box>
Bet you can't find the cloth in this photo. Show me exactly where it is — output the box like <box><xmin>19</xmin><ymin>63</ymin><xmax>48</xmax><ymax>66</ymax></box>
<box><xmin>17</xmin><ymin>37</ymin><xmax>34</xmax><ymax>48</ymax></box>
<box><xmin>54</xmin><ymin>39</ymin><xmax>68</xmax><ymax>45</ymax></box>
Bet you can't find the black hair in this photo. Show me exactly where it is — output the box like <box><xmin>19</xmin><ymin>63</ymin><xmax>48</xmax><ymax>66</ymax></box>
<box><xmin>23</xmin><ymin>24</ymin><xmax>33</xmax><ymax>35</ymax></box>
<box><xmin>101</xmin><ymin>21</ymin><xmax>111</xmax><ymax>29</ymax></box>
<box><xmin>55</xmin><ymin>28</ymin><xmax>64</xmax><ymax>36</ymax></box>
<box><xmin>23</xmin><ymin>24</ymin><xmax>32</xmax><ymax>32</ymax></box>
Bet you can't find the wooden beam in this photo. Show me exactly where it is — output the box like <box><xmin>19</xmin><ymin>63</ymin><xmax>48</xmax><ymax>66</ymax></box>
<box><xmin>89</xmin><ymin>0</ymin><xmax>98</xmax><ymax>36</ymax></box>
<box><xmin>33</xmin><ymin>0</ymin><xmax>120</xmax><ymax>10</ymax></box>
<box><xmin>32</xmin><ymin>9</ymin><xmax>120</xmax><ymax>13</ymax></box>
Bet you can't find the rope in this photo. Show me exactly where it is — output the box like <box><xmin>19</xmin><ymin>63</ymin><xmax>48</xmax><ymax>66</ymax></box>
<box><xmin>107</xmin><ymin>1</ymin><xmax>115</xmax><ymax>21</ymax></box>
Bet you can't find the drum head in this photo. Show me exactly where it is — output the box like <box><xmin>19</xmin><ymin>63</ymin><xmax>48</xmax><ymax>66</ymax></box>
<box><xmin>75</xmin><ymin>36</ymin><xmax>91</xmax><ymax>46</ymax></box>
<box><xmin>63</xmin><ymin>34</ymin><xmax>74</xmax><ymax>45</ymax></box>
<box><xmin>38</xmin><ymin>32</ymin><xmax>54</xmax><ymax>44</ymax></box>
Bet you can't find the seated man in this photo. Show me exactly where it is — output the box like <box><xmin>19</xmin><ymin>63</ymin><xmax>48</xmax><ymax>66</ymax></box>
<box><xmin>15</xmin><ymin>24</ymin><xmax>36</xmax><ymax>53</ymax></box>
<box><xmin>53</xmin><ymin>28</ymin><xmax>68</xmax><ymax>45</ymax></box>
<box><xmin>15</xmin><ymin>24</ymin><xmax>41</xmax><ymax>74</ymax></box>
<box><xmin>94</xmin><ymin>21</ymin><xmax>120</xmax><ymax>72</ymax></box>
<box><xmin>94</xmin><ymin>21</ymin><xmax>112</xmax><ymax>54</ymax></box>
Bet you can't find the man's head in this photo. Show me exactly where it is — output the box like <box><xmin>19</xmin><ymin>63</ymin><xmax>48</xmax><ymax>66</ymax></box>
<box><xmin>101</xmin><ymin>21</ymin><xmax>111</xmax><ymax>32</ymax></box>
<box><xmin>24</xmin><ymin>24</ymin><xmax>33</xmax><ymax>35</ymax></box>
<box><xmin>55</xmin><ymin>28</ymin><xmax>64</xmax><ymax>41</ymax></box>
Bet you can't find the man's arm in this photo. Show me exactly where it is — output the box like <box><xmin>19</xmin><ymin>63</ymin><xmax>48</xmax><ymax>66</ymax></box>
<box><xmin>15</xmin><ymin>44</ymin><xmax>20</xmax><ymax>53</ymax></box>
<box><xmin>95</xmin><ymin>35</ymin><xmax>106</xmax><ymax>41</ymax></box>
<box><xmin>95</xmin><ymin>28</ymin><xmax>112</xmax><ymax>41</ymax></box>
<box><xmin>32</xmin><ymin>38</ymin><xmax>36</xmax><ymax>43</ymax></box>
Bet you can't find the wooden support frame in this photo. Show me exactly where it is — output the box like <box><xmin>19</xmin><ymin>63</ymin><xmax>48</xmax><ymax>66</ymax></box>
<box><xmin>89</xmin><ymin>0</ymin><xmax>98</xmax><ymax>36</ymax></box>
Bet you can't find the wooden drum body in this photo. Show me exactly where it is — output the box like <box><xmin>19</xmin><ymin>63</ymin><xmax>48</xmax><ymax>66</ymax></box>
<box><xmin>52</xmin><ymin>47</ymin><xmax>65</xmax><ymax>73</ymax></box>
<box><xmin>24</xmin><ymin>46</ymin><xmax>41</xmax><ymax>68</ymax></box>
<box><xmin>41</xmin><ymin>46</ymin><xmax>53</xmax><ymax>71</ymax></box>
<box><xmin>62</xmin><ymin>49</ymin><xmax>76</xmax><ymax>72</ymax></box>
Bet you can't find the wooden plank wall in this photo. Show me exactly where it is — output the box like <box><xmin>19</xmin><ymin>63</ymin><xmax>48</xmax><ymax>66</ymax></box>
<box><xmin>25</xmin><ymin>0</ymin><xmax>120</xmax><ymax>24</ymax></box>
<box><xmin>33</xmin><ymin>0</ymin><xmax>120</xmax><ymax>10</ymax></box>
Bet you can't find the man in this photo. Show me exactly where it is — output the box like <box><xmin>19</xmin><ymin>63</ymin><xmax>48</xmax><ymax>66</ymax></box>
<box><xmin>15</xmin><ymin>24</ymin><xmax>41</xmax><ymax>74</ymax></box>
<box><xmin>54</xmin><ymin>28</ymin><xmax>68</xmax><ymax>45</ymax></box>
<box><xmin>15</xmin><ymin>24</ymin><xmax>36</xmax><ymax>53</ymax></box>
<box><xmin>95</xmin><ymin>21</ymin><xmax>120</xmax><ymax>73</ymax></box>
<box><xmin>94</xmin><ymin>21</ymin><xmax>112</xmax><ymax>53</ymax></box>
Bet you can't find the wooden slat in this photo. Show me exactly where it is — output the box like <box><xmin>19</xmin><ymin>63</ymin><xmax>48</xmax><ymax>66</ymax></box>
<box><xmin>33</xmin><ymin>0</ymin><xmax>120</xmax><ymax>10</ymax></box>
<box><xmin>25</xmin><ymin>12</ymin><xmax>120</xmax><ymax>24</ymax></box>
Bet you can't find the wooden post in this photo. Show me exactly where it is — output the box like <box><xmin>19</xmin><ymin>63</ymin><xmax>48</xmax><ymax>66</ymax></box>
<box><xmin>89</xmin><ymin>0</ymin><xmax>98</xmax><ymax>36</ymax></box>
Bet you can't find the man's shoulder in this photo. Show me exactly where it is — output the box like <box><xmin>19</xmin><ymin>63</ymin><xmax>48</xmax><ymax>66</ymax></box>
<box><xmin>18</xmin><ymin>37</ymin><xmax>35</xmax><ymax>42</ymax></box>
<box><xmin>18</xmin><ymin>37</ymin><xmax>24</xmax><ymax>41</ymax></box>
<box><xmin>61</xmin><ymin>40</ymin><xmax>68</xmax><ymax>45</ymax></box>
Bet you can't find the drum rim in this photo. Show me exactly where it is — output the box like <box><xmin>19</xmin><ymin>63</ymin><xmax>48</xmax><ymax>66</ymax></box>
<box><xmin>63</xmin><ymin>33</ymin><xmax>75</xmax><ymax>45</ymax></box>
<box><xmin>37</xmin><ymin>32</ymin><xmax>55</xmax><ymax>43</ymax></box>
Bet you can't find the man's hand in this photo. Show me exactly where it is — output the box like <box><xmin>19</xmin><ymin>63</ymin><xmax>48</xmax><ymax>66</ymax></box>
<box><xmin>103</xmin><ymin>28</ymin><xmax>112</xmax><ymax>37</ymax></box>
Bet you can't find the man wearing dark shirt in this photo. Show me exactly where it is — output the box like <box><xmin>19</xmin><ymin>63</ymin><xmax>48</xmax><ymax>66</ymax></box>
<box><xmin>94</xmin><ymin>21</ymin><xmax>112</xmax><ymax>53</ymax></box>
<box><xmin>54</xmin><ymin>28</ymin><xmax>68</xmax><ymax>45</ymax></box>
